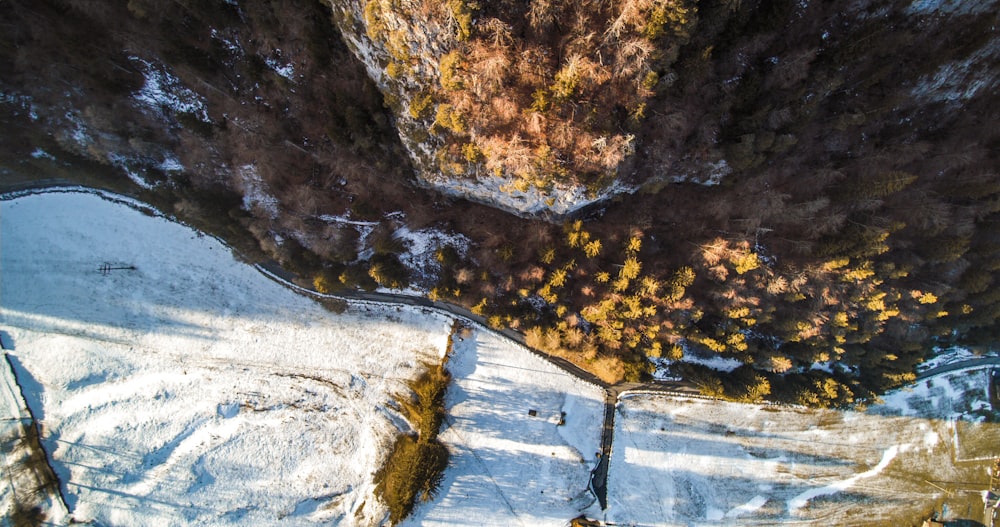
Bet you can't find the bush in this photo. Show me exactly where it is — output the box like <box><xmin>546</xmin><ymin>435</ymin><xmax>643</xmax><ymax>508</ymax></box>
<box><xmin>339</xmin><ymin>264</ymin><xmax>378</xmax><ymax>291</ymax></box>
<box><xmin>621</xmin><ymin>352</ymin><xmax>653</xmax><ymax>382</ymax></box>
<box><xmin>376</xmin><ymin>436</ymin><xmax>449</xmax><ymax>522</ymax></box>
<box><xmin>313</xmin><ymin>267</ymin><xmax>346</xmax><ymax>294</ymax></box>
<box><xmin>375</xmin><ymin>364</ymin><xmax>451</xmax><ymax>523</ymax></box>
<box><xmin>368</xmin><ymin>254</ymin><xmax>410</xmax><ymax>289</ymax></box>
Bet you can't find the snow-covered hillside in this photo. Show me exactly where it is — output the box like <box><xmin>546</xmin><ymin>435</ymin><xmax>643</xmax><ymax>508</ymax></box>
<box><xmin>404</xmin><ymin>328</ymin><xmax>604</xmax><ymax>526</ymax></box>
<box><xmin>0</xmin><ymin>190</ymin><xmax>453</xmax><ymax>525</ymax></box>
<box><xmin>605</xmin><ymin>368</ymin><xmax>999</xmax><ymax>526</ymax></box>
<box><xmin>0</xmin><ymin>189</ymin><xmax>607</xmax><ymax>526</ymax></box>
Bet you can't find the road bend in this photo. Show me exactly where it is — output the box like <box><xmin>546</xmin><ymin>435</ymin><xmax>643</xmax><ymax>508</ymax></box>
<box><xmin>255</xmin><ymin>260</ymin><xmax>713</xmax><ymax>510</ymax></box>
<box><xmin>9</xmin><ymin>188</ymin><xmax>995</xmax><ymax>514</ymax></box>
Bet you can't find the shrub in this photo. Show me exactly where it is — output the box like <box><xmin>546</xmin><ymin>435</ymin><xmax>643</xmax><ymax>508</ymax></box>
<box><xmin>313</xmin><ymin>267</ymin><xmax>345</xmax><ymax>294</ymax></box>
<box><xmin>551</xmin><ymin>57</ymin><xmax>581</xmax><ymax>101</ymax></box>
<box><xmin>408</xmin><ymin>91</ymin><xmax>434</xmax><ymax>120</ymax></box>
<box><xmin>432</xmin><ymin>104</ymin><xmax>467</xmax><ymax>135</ymax></box>
<box><xmin>446</xmin><ymin>0</ymin><xmax>475</xmax><ymax>41</ymax></box>
<box><xmin>368</xmin><ymin>254</ymin><xmax>410</xmax><ymax>289</ymax></box>
<box><xmin>377</xmin><ymin>436</ymin><xmax>449</xmax><ymax>523</ymax></box>
<box><xmin>339</xmin><ymin>264</ymin><xmax>378</xmax><ymax>291</ymax></box>
<box><xmin>439</xmin><ymin>51</ymin><xmax>464</xmax><ymax>90</ymax></box>
<box><xmin>375</xmin><ymin>363</ymin><xmax>452</xmax><ymax>523</ymax></box>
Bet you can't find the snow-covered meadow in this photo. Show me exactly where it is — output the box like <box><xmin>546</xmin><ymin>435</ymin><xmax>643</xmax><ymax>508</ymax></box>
<box><xmin>404</xmin><ymin>328</ymin><xmax>604</xmax><ymax>527</ymax></box>
<box><xmin>0</xmin><ymin>189</ymin><xmax>606</xmax><ymax>525</ymax></box>
<box><xmin>0</xmin><ymin>190</ymin><xmax>454</xmax><ymax>525</ymax></box>
<box><xmin>606</xmin><ymin>368</ymin><xmax>999</xmax><ymax>526</ymax></box>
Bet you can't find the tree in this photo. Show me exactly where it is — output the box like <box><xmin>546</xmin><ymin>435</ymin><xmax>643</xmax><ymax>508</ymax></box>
<box><xmin>313</xmin><ymin>267</ymin><xmax>345</xmax><ymax>294</ymax></box>
<box><xmin>368</xmin><ymin>254</ymin><xmax>409</xmax><ymax>289</ymax></box>
<box><xmin>584</xmin><ymin>239</ymin><xmax>603</xmax><ymax>258</ymax></box>
<box><xmin>626</xmin><ymin>235</ymin><xmax>642</xmax><ymax>254</ymax></box>
<box><xmin>731</xmin><ymin>251</ymin><xmax>760</xmax><ymax>275</ymax></box>
<box><xmin>548</xmin><ymin>267</ymin><xmax>568</xmax><ymax>288</ymax></box>
<box><xmin>620</xmin><ymin>257</ymin><xmax>641</xmax><ymax>282</ymax></box>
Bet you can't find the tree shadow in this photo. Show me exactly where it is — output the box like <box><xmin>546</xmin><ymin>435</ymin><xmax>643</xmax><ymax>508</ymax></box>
<box><xmin>0</xmin><ymin>329</ymin><xmax>14</xmax><ymax>350</ymax></box>
<box><xmin>407</xmin><ymin>329</ymin><xmax>606</xmax><ymax>525</ymax></box>
<box><xmin>6</xmin><ymin>354</ymin><xmax>46</xmax><ymax>421</ymax></box>
<box><xmin>0</xmin><ymin>190</ymin><xmax>323</xmax><ymax>346</ymax></box>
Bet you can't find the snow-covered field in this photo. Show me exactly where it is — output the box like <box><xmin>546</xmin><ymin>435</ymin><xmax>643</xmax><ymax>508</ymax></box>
<box><xmin>0</xmin><ymin>189</ymin><xmax>606</xmax><ymax>526</ymax></box>
<box><xmin>606</xmin><ymin>368</ymin><xmax>999</xmax><ymax>526</ymax></box>
<box><xmin>5</xmin><ymin>187</ymin><xmax>995</xmax><ymax>527</ymax></box>
<box><xmin>0</xmin><ymin>190</ymin><xmax>455</xmax><ymax>525</ymax></box>
<box><xmin>403</xmin><ymin>328</ymin><xmax>605</xmax><ymax>527</ymax></box>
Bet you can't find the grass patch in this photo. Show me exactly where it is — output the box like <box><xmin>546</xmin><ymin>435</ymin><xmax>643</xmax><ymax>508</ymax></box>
<box><xmin>374</xmin><ymin>358</ymin><xmax>452</xmax><ymax>523</ymax></box>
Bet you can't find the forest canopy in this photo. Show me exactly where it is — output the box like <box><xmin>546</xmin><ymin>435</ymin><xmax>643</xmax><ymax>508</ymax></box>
<box><xmin>0</xmin><ymin>0</ymin><xmax>997</xmax><ymax>407</ymax></box>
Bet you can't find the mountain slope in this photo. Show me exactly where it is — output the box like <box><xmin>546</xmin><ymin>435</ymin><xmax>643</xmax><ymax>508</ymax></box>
<box><xmin>1</xmin><ymin>0</ymin><xmax>998</xmax><ymax>405</ymax></box>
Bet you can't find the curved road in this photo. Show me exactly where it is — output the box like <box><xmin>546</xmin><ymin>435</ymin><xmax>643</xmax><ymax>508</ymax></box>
<box><xmin>5</xmin><ymin>185</ymin><xmax>997</xmax><ymax>512</ymax></box>
<box><xmin>255</xmin><ymin>260</ymin><xmax>703</xmax><ymax>509</ymax></box>
<box><xmin>916</xmin><ymin>357</ymin><xmax>1000</xmax><ymax>380</ymax></box>
<box><xmin>257</xmin><ymin>261</ymin><xmax>1000</xmax><ymax>510</ymax></box>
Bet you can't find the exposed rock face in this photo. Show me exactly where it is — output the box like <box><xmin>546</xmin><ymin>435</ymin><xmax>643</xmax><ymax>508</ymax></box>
<box><xmin>321</xmin><ymin>0</ymin><xmax>999</xmax><ymax>218</ymax></box>
<box><xmin>325</xmin><ymin>0</ymin><xmax>702</xmax><ymax>217</ymax></box>
<box><xmin>3</xmin><ymin>0</ymin><xmax>997</xmax><ymax>221</ymax></box>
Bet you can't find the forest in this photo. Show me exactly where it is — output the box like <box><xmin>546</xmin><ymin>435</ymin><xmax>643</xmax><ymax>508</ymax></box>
<box><xmin>0</xmin><ymin>0</ymin><xmax>997</xmax><ymax>407</ymax></box>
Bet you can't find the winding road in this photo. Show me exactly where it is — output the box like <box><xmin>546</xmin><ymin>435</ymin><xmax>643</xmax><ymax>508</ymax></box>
<box><xmin>254</xmin><ymin>261</ymin><xmax>1000</xmax><ymax>511</ymax></box>
<box><xmin>4</xmin><ymin>184</ymin><xmax>997</xmax><ymax>513</ymax></box>
<box><xmin>254</xmin><ymin>260</ymin><xmax>704</xmax><ymax>509</ymax></box>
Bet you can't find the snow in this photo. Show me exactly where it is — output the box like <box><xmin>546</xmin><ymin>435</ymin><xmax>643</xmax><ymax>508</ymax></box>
<box><xmin>402</xmin><ymin>328</ymin><xmax>605</xmax><ymax>526</ymax></box>
<box><xmin>0</xmin><ymin>188</ymin><xmax>607</xmax><ymax>526</ymax></box>
<box><xmin>0</xmin><ymin>357</ymin><xmax>26</xmax><ymax>419</ymax></box>
<box><xmin>131</xmin><ymin>56</ymin><xmax>210</xmax><ymax>122</ymax></box>
<box><xmin>63</xmin><ymin>110</ymin><xmax>92</xmax><ymax>149</ymax></box>
<box><xmin>238</xmin><ymin>164</ymin><xmax>279</xmax><ymax>219</ymax></box>
<box><xmin>669</xmin><ymin>159</ymin><xmax>730</xmax><ymax>186</ymax></box>
<box><xmin>909</xmin><ymin>37</ymin><xmax>1000</xmax><ymax>105</ymax></box>
<box><xmin>605</xmin><ymin>366</ymin><xmax>999</xmax><ymax>526</ymax></box>
<box><xmin>681</xmin><ymin>354</ymin><xmax>743</xmax><ymax>372</ymax></box>
<box><xmin>427</xmin><ymin>171</ymin><xmax>635</xmax><ymax>218</ymax></box>
<box><xmin>786</xmin><ymin>444</ymin><xmax>902</xmax><ymax>512</ymax></box>
<box><xmin>905</xmin><ymin>0</ymin><xmax>999</xmax><ymax>15</ymax></box>
<box><xmin>315</xmin><ymin>213</ymin><xmax>472</xmax><ymax>288</ymax></box>
<box><xmin>392</xmin><ymin>225</ymin><xmax>470</xmax><ymax>287</ymax></box>
<box><xmin>0</xmin><ymin>355</ymin><xmax>70</xmax><ymax>522</ymax></box>
<box><xmin>318</xmin><ymin>213</ymin><xmax>379</xmax><ymax>259</ymax></box>
<box><xmin>725</xmin><ymin>495</ymin><xmax>768</xmax><ymax>518</ymax></box>
<box><xmin>651</xmin><ymin>339</ymin><xmax>744</xmax><ymax>379</ymax></box>
<box><xmin>918</xmin><ymin>346</ymin><xmax>993</xmax><ymax>372</ymax></box>
<box><xmin>159</xmin><ymin>155</ymin><xmax>185</xmax><ymax>173</ymax></box>
<box><xmin>265</xmin><ymin>55</ymin><xmax>296</xmax><ymax>80</ymax></box>
<box><xmin>211</xmin><ymin>28</ymin><xmax>244</xmax><ymax>57</ymax></box>
<box><xmin>30</xmin><ymin>148</ymin><xmax>56</xmax><ymax>160</ymax></box>
<box><xmin>877</xmin><ymin>367</ymin><xmax>995</xmax><ymax>420</ymax></box>
<box><xmin>107</xmin><ymin>152</ymin><xmax>156</xmax><ymax>189</ymax></box>
<box><xmin>0</xmin><ymin>89</ymin><xmax>36</xmax><ymax>120</ymax></box>
<box><xmin>809</xmin><ymin>360</ymin><xmax>835</xmax><ymax>373</ymax></box>
<box><xmin>703</xmin><ymin>159</ymin><xmax>730</xmax><ymax>185</ymax></box>
<box><xmin>317</xmin><ymin>214</ymin><xmax>380</xmax><ymax>227</ymax></box>
<box><xmin>0</xmin><ymin>190</ymin><xmax>453</xmax><ymax>525</ymax></box>
<box><xmin>6</xmin><ymin>188</ymin><xmax>993</xmax><ymax>527</ymax></box>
